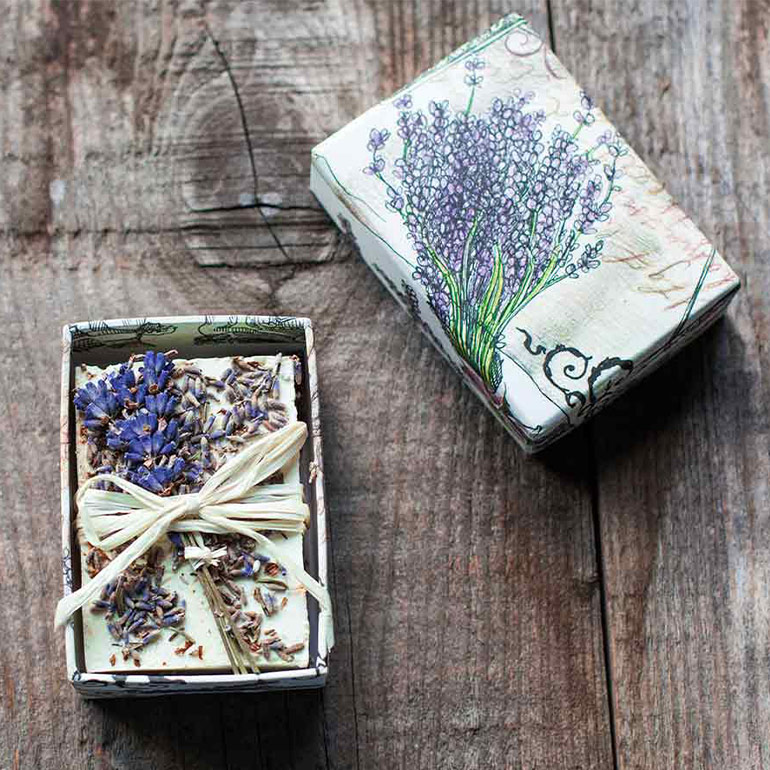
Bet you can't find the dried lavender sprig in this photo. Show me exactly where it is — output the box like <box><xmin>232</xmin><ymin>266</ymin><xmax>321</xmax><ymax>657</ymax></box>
<box><xmin>183</xmin><ymin>534</ymin><xmax>246</xmax><ymax>674</ymax></box>
<box><xmin>185</xmin><ymin>532</ymin><xmax>260</xmax><ymax>675</ymax></box>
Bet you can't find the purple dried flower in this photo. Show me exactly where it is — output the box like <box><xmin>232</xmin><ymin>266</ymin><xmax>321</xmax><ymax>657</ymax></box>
<box><xmin>128</xmin><ymin>458</ymin><xmax>187</xmax><ymax>493</ymax></box>
<box><xmin>75</xmin><ymin>351</ymin><xmax>209</xmax><ymax>495</ymax></box>
<box><xmin>108</xmin><ymin>364</ymin><xmax>145</xmax><ymax>409</ymax></box>
<box><xmin>109</xmin><ymin>412</ymin><xmax>158</xmax><ymax>447</ymax></box>
<box><xmin>145</xmin><ymin>392</ymin><xmax>178</xmax><ymax>418</ymax></box>
<box><xmin>74</xmin><ymin>380</ymin><xmax>120</xmax><ymax>424</ymax></box>
<box><xmin>141</xmin><ymin>351</ymin><xmax>174</xmax><ymax>394</ymax></box>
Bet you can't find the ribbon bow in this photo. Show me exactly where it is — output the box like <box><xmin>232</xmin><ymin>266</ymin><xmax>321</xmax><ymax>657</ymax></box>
<box><xmin>54</xmin><ymin>422</ymin><xmax>333</xmax><ymax>652</ymax></box>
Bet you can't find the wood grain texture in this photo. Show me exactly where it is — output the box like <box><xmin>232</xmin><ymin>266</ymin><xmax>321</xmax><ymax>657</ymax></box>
<box><xmin>0</xmin><ymin>2</ymin><xmax>615</xmax><ymax>769</ymax></box>
<box><xmin>551</xmin><ymin>0</ymin><xmax>770</xmax><ymax>768</ymax></box>
<box><xmin>3</xmin><ymin>1</ymin><xmax>767</xmax><ymax>769</ymax></box>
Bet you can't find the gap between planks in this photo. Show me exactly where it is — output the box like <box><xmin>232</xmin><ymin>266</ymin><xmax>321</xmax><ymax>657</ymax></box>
<box><xmin>547</xmin><ymin>4</ymin><xmax>620</xmax><ymax>768</ymax></box>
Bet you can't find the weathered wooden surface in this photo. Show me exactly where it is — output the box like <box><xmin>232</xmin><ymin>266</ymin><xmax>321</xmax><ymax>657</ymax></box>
<box><xmin>553</xmin><ymin>1</ymin><xmax>770</xmax><ymax>768</ymax></box>
<box><xmin>0</xmin><ymin>1</ymin><xmax>766</xmax><ymax>769</ymax></box>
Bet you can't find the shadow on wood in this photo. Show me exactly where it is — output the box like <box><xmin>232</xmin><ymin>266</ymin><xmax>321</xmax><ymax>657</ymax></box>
<box><xmin>90</xmin><ymin>688</ymin><xmax>332</xmax><ymax>770</ymax></box>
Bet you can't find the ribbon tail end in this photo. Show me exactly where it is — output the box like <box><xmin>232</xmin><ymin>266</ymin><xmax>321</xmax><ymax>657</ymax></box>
<box><xmin>54</xmin><ymin>599</ymin><xmax>71</xmax><ymax>631</ymax></box>
<box><xmin>319</xmin><ymin>609</ymin><xmax>335</xmax><ymax>654</ymax></box>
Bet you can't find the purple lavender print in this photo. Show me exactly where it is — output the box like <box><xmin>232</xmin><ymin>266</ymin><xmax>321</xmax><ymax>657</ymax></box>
<box><xmin>363</xmin><ymin>66</ymin><xmax>627</xmax><ymax>403</ymax></box>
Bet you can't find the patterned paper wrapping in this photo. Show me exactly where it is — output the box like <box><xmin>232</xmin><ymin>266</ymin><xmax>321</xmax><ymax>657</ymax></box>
<box><xmin>310</xmin><ymin>14</ymin><xmax>740</xmax><ymax>452</ymax></box>
<box><xmin>60</xmin><ymin>316</ymin><xmax>332</xmax><ymax>698</ymax></box>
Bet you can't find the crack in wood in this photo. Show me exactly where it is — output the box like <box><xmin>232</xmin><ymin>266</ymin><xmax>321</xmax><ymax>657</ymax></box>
<box><xmin>0</xmin><ymin>223</ymin><xmax>331</xmax><ymax>238</ymax></box>
<box><xmin>546</xmin><ymin>0</ymin><xmax>557</xmax><ymax>53</ymax></box>
<box><xmin>189</xmin><ymin>201</ymin><xmax>324</xmax><ymax>215</ymax></box>
<box><xmin>344</xmin><ymin>586</ymin><xmax>363</xmax><ymax>770</ymax></box>
<box><xmin>586</xmin><ymin>422</ymin><xmax>620</xmax><ymax>770</ymax></box>
<box><xmin>197</xmin><ymin>259</ymin><xmax>339</xmax><ymax>269</ymax></box>
<box><xmin>320</xmin><ymin>690</ymin><xmax>331</xmax><ymax>770</ymax></box>
<box><xmin>548</xmin><ymin>0</ymin><xmax>619</xmax><ymax>760</ymax></box>
<box><xmin>543</xmin><ymin>6</ymin><xmax>621</xmax><ymax>766</ymax></box>
<box><xmin>203</xmin><ymin>22</ymin><xmax>295</xmax><ymax>269</ymax></box>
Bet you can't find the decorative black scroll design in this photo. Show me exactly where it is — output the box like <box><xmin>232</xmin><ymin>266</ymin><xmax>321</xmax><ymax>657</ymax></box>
<box><xmin>517</xmin><ymin>328</ymin><xmax>634</xmax><ymax>417</ymax></box>
<box><xmin>61</xmin><ymin>547</ymin><xmax>73</xmax><ymax>590</ymax></box>
<box><xmin>70</xmin><ymin>319</ymin><xmax>177</xmax><ymax>352</ymax></box>
<box><xmin>193</xmin><ymin>316</ymin><xmax>304</xmax><ymax>345</ymax></box>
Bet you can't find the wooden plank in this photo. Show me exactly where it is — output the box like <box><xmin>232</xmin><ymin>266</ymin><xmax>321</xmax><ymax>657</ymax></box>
<box><xmin>551</xmin><ymin>1</ymin><xmax>770</xmax><ymax>767</ymax></box>
<box><xmin>0</xmin><ymin>1</ymin><xmax>616</xmax><ymax>768</ymax></box>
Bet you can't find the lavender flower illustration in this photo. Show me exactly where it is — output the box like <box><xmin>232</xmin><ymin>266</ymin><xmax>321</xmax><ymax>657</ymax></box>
<box><xmin>366</xmin><ymin>70</ymin><xmax>627</xmax><ymax>396</ymax></box>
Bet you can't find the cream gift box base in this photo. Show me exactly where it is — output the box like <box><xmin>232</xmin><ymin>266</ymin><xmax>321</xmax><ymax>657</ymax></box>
<box><xmin>60</xmin><ymin>316</ymin><xmax>331</xmax><ymax>697</ymax></box>
<box><xmin>74</xmin><ymin>355</ymin><xmax>309</xmax><ymax>673</ymax></box>
<box><xmin>310</xmin><ymin>13</ymin><xmax>740</xmax><ymax>452</ymax></box>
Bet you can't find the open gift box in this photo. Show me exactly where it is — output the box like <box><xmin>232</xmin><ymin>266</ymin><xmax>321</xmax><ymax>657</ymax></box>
<box><xmin>58</xmin><ymin>315</ymin><xmax>332</xmax><ymax>698</ymax></box>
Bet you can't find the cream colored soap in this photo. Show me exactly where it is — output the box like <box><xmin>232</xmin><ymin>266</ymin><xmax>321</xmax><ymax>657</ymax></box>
<box><xmin>74</xmin><ymin>355</ymin><xmax>310</xmax><ymax>673</ymax></box>
<box><xmin>310</xmin><ymin>13</ymin><xmax>740</xmax><ymax>453</ymax></box>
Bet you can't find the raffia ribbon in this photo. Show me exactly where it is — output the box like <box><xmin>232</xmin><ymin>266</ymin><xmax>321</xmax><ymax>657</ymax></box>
<box><xmin>54</xmin><ymin>421</ymin><xmax>334</xmax><ymax>652</ymax></box>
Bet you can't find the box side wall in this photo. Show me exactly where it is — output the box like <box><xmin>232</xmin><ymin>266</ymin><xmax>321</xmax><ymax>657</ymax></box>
<box><xmin>61</xmin><ymin>325</ymin><xmax>81</xmax><ymax>679</ymax></box>
<box><xmin>74</xmin><ymin>669</ymin><xmax>327</xmax><ymax>699</ymax></box>
<box><xmin>67</xmin><ymin>315</ymin><xmax>310</xmax><ymax>363</ymax></box>
<box><xmin>304</xmin><ymin>323</ymin><xmax>333</xmax><ymax>661</ymax></box>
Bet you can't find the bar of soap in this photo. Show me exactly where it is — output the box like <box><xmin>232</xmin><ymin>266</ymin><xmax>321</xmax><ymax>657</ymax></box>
<box><xmin>73</xmin><ymin>354</ymin><xmax>310</xmax><ymax>673</ymax></box>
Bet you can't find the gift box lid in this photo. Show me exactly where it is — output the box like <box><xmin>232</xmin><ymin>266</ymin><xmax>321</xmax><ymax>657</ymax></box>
<box><xmin>310</xmin><ymin>14</ymin><xmax>740</xmax><ymax>452</ymax></box>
